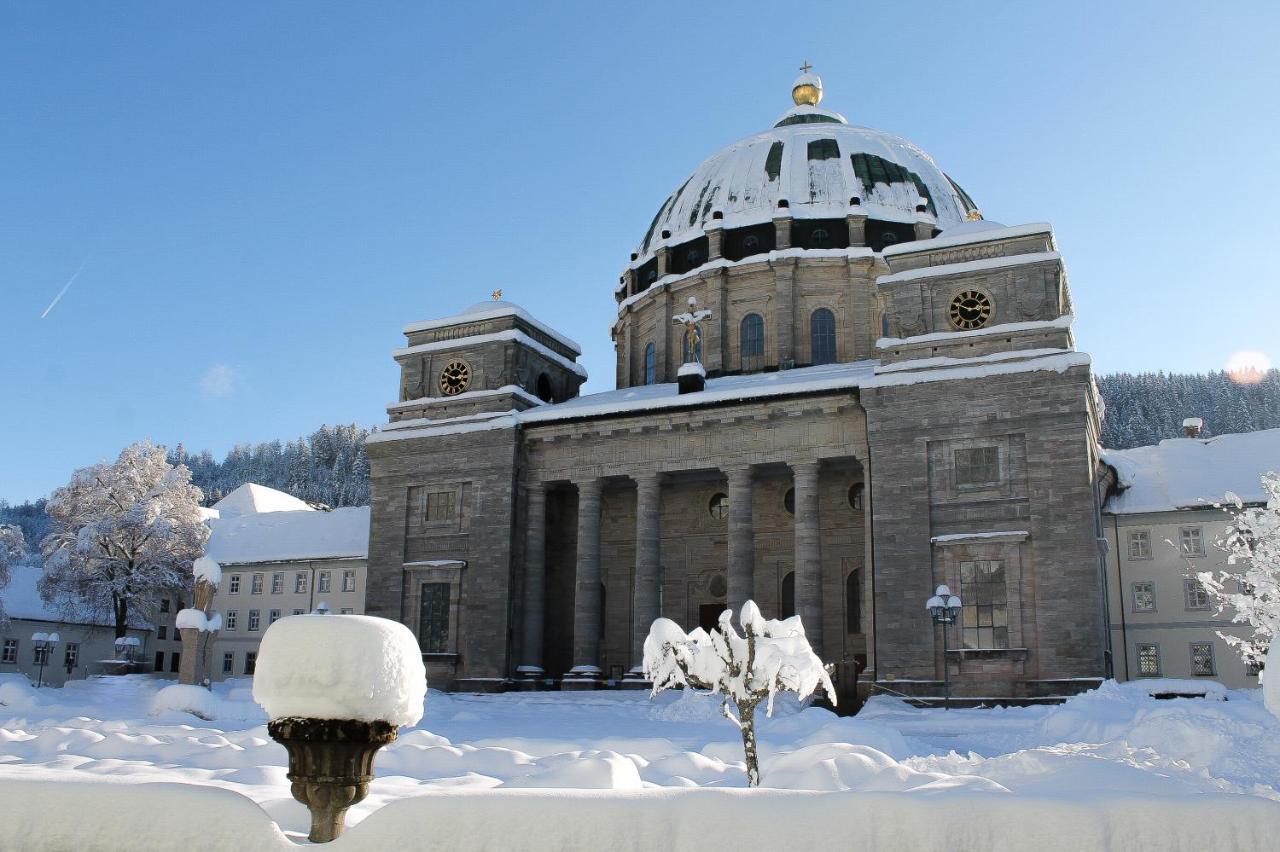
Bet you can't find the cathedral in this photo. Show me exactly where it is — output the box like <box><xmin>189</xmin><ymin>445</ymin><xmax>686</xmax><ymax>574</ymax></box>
<box><xmin>364</xmin><ymin>70</ymin><xmax>1109</xmax><ymax>706</ymax></box>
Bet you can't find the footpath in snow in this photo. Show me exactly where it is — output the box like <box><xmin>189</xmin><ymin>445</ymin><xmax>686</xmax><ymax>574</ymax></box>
<box><xmin>1</xmin><ymin>675</ymin><xmax>1279</xmax><ymax>850</ymax></box>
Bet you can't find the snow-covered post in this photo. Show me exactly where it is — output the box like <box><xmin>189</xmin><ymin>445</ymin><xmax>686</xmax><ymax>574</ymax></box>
<box><xmin>643</xmin><ymin>601</ymin><xmax>834</xmax><ymax>787</ymax></box>
<box><xmin>254</xmin><ymin>614</ymin><xmax>426</xmax><ymax>842</ymax></box>
<box><xmin>177</xmin><ymin>556</ymin><xmax>222</xmax><ymax>686</ymax></box>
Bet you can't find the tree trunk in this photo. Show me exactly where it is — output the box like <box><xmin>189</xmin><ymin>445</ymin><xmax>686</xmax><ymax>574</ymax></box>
<box><xmin>738</xmin><ymin>699</ymin><xmax>760</xmax><ymax>787</ymax></box>
<box><xmin>114</xmin><ymin>596</ymin><xmax>128</xmax><ymax>640</ymax></box>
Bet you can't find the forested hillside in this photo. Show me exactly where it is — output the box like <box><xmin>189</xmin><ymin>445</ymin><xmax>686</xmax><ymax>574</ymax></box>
<box><xmin>1097</xmin><ymin>370</ymin><xmax>1280</xmax><ymax>448</ymax></box>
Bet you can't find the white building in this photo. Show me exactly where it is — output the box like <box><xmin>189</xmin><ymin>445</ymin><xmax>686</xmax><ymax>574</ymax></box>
<box><xmin>1102</xmin><ymin>427</ymin><xmax>1280</xmax><ymax>688</ymax></box>
<box><xmin>203</xmin><ymin>484</ymin><xmax>369</xmax><ymax>680</ymax></box>
<box><xmin>0</xmin><ymin>565</ymin><xmax>154</xmax><ymax>687</ymax></box>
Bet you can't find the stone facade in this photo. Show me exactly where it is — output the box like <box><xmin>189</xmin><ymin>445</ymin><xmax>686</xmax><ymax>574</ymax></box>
<box><xmin>365</xmin><ymin>81</ymin><xmax>1110</xmax><ymax>704</ymax></box>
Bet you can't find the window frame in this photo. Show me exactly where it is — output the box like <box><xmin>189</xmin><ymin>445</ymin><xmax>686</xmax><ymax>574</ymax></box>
<box><xmin>248</xmin><ymin>610</ymin><xmax>261</xmax><ymax>632</ymax></box>
<box><xmin>425</xmin><ymin>490</ymin><xmax>457</xmax><ymax>523</ymax></box>
<box><xmin>1136</xmin><ymin>643</ymin><xmax>1161</xmax><ymax>677</ymax></box>
<box><xmin>271</xmin><ymin>573</ymin><xmax>284</xmax><ymax>595</ymax></box>
<box><xmin>251</xmin><ymin>573</ymin><xmax>264</xmax><ymax>595</ymax></box>
<box><xmin>953</xmin><ymin>446</ymin><xmax>1001</xmax><ymax>489</ymax></box>
<box><xmin>244</xmin><ymin>651</ymin><xmax>257</xmax><ymax>676</ymax></box>
<box><xmin>318</xmin><ymin>571</ymin><xmax>331</xmax><ymax>593</ymax></box>
<box><xmin>64</xmin><ymin>643</ymin><xmax>79</xmax><ymax>668</ymax></box>
<box><xmin>225</xmin><ymin>610</ymin><xmax>238</xmax><ymax>631</ymax></box>
<box><xmin>643</xmin><ymin>342</ymin><xmax>657</xmax><ymax>385</ymax></box>
<box><xmin>269</xmin><ymin>609</ymin><xmax>281</xmax><ymax>625</ymax></box>
<box><xmin>810</xmin><ymin>308</ymin><xmax>837</xmax><ymax>366</ymax></box>
<box><xmin>294</xmin><ymin>572</ymin><xmax>308</xmax><ymax>594</ymax></box>
<box><xmin>1131</xmin><ymin>581</ymin><xmax>1156</xmax><ymax>613</ymax></box>
<box><xmin>1127</xmin><ymin>530</ymin><xmax>1152</xmax><ymax>560</ymax></box>
<box><xmin>418</xmin><ymin>582</ymin><xmax>451</xmax><ymax>654</ymax></box>
<box><xmin>1184</xmin><ymin>578</ymin><xmax>1211</xmax><ymax>611</ymax></box>
<box><xmin>222</xmin><ymin>652</ymin><xmax>235</xmax><ymax>674</ymax></box>
<box><xmin>2</xmin><ymin>638</ymin><xmax>18</xmax><ymax>664</ymax></box>
<box><xmin>1179</xmin><ymin>526</ymin><xmax>1205</xmax><ymax>557</ymax></box>
<box><xmin>959</xmin><ymin>559</ymin><xmax>1010</xmax><ymax>650</ymax></box>
<box><xmin>228</xmin><ymin>574</ymin><xmax>241</xmax><ymax>595</ymax></box>
<box><xmin>739</xmin><ymin>313</ymin><xmax>765</xmax><ymax>370</ymax></box>
<box><xmin>342</xmin><ymin>570</ymin><xmax>356</xmax><ymax>593</ymax></box>
<box><xmin>1190</xmin><ymin>642</ymin><xmax>1216</xmax><ymax>676</ymax></box>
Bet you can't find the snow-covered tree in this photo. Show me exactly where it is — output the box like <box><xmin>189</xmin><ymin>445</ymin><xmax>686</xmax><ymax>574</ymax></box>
<box><xmin>643</xmin><ymin>601</ymin><xmax>835</xmax><ymax>787</ymax></box>
<box><xmin>1198</xmin><ymin>472</ymin><xmax>1280</xmax><ymax>673</ymax></box>
<box><xmin>40</xmin><ymin>441</ymin><xmax>209</xmax><ymax>638</ymax></box>
<box><xmin>0</xmin><ymin>523</ymin><xmax>27</xmax><ymax>625</ymax></box>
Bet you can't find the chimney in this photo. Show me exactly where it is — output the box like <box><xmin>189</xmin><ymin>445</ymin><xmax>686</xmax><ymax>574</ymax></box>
<box><xmin>1182</xmin><ymin>417</ymin><xmax>1204</xmax><ymax>438</ymax></box>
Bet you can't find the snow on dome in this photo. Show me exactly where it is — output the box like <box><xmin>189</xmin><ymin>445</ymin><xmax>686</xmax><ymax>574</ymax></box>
<box><xmin>630</xmin><ymin>78</ymin><xmax>980</xmax><ymax>266</ymax></box>
<box><xmin>211</xmin><ymin>483</ymin><xmax>313</xmax><ymax>517</ymax></box>
<box><xmin>252</xmin><ymin>614</ymin><xmax>426</xmax><ymax>727</ymax></box>
<box><xmin>1103</xmin><ymin>427</ymin><xmax>1280</xmax><ymax>514</ymax></box>
<box><xmin>937</xmin><ymin>218</ymin><xmax>1007</xmax><ymax>237</ymax></box>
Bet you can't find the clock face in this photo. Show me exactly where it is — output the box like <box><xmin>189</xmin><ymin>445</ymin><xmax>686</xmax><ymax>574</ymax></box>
<box><xmin>438</xmin><ymin>359</ymin><xmax>472</xmax><ymax>396</ymax></box>
<box><xmin>949</xmin><ymin>290</ymin><xmax>993</xmax><ymax>330</ymax></box>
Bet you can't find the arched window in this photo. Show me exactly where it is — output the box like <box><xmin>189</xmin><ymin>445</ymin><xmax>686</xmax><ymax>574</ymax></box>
<box><xmin>740</xmin><ymin>313</ymin><xmax>764</xmax><ymax>371</ymax></box>
<box><xmin>810</xmin><ymin>308</ymin><xmax>836</xmax><ymax>365</ymax></box>
<box><xmin>742</xmin><ymin>234</ymin><xmax>760</xmax><ymax>252</ymax></box>
<box><xmin>536</xmin><ymin>373</ymin><xmax>553</xmax><ymax>403</ymax></box>
<box><xmin>682</xmin><ymin>329</ymin><xmax>701</xmax><ymax>364</ymax></box>
<box><xmin>808</xmin><ymin>228</ymin><xmax>830</xmax><ymax>248</ymax></box>
<box><xmin>846</xmin><ymin>569</ymin><xmax>862</xmax><ymax>634</ymax></box>
<box><xmin>643</xmin><ymin>342</ymin><xmax>657</xmax><ymax>385</ymax></box>
<box><xmin>781</xmin><ymin>571</ymin><xmax>795</xmax><ymax>619</ymax></box>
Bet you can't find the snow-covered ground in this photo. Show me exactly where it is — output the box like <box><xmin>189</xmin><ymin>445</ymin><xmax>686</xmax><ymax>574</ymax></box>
<box><xmin>2</xmin><ymin>675</ymin><xmax>1280</xmax><ymax>849</ymax></box>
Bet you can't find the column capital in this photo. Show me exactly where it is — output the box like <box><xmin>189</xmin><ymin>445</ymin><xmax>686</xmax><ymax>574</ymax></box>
<box><xmin>790</xmin><ymin>459</ymin><xmax>821</xmax><ymax>480</ymax></box>
<box><xmin>724</xmin><ymin>464</ymin><xmax>754</xmax><ymax>484</ymax></box>
<box><xmin>575</xmin><ymin>477</ymin><xmax>603</xmax><ymax>496</ymax></box>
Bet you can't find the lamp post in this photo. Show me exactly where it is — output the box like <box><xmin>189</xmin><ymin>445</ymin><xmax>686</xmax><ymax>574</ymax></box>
<box><xmin>925</xmin><ymin>585</ymin><xmax>962</xmax><ymax>710</ymax></box>
<box><xmin>31</xmin><ymin>632</ymin><xmax>59</xmax><ymax>688</ymax></box>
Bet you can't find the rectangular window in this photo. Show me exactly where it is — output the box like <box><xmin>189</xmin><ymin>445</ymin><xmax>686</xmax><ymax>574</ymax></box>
<box><xmin>33</xmin><ymin>644</ymin><xmax>50</xmax><ymax>666</ymax></box>
<box><xmin>318</xmin><ymin>571</ymin><xmax>331</xmax><ymax>593</ymax></box>
<box><xmin>292</xmin><ymin>608</ymin><xmax>305</xmax><ymax>616</ymax></box>
<box><xmin>1127</xmin><ymin>530</ymin><xmax>1151</xmax><ymax>560</ymax></box>
<box><xmin>225</xmin><ymin>610</ymin><xmax>238</xmax><ymax>631</ymax></box>
<box><xmin>154</xmin><ymin>651</ymin><xmax>164</xmax><ymax>671</ymax></box>
<box><xmin>222</xmin><ymin>652</ymin><xmax>234</xmax><ymax>674</ymax></box>
<box><xmin>157</xmin><ymin>626</ymin><xmax>167</xmax><ymax>640</ymax></box>
<box><xmin>959</xmin><ymin>560</ymin><xmax>1008</xmax><ymax>649</ymax></box>
<box><xmin>64</xmin><ymin>643</ymin><xmax>79</xmax><ymax>668</ymax></box>
<box><xmin>1190</xmin><ymin>642</ymin><xmax>1216</xmax><ymax>676</ymax></box>
<box><xmin>342</xmin><ymin>570</ymin><xmax>356</xmax><ymax>593</ymax></box>
<box><xmin>1137</xmin><ymin>643</ymin><xmax>1161</xmax><ymax>677</ymax></box>
<box><xmin>244</xmin><ymin>652</ymin><xmax>257</xmax><ymax>675</ymax></box>
<box><xmin>2</xmin><ymin>639</ymin><xmax>18</xmax><ymax>664</ymax></box>
<box><xmin>1132</xmin><ymin>581</ymin><xmax>1156</xmax><ymax>613</ymax></box>
<box><xmin>228</xmin><ymin>574</ymin><xmax>241</xmax><ymax>594</ymax></box>
<box><xmin>425</xmin><ymin>491</ymin><xmax>456</xmax><ymax>523</ymax></box>
<box><xmin>294</xmin><ymin>573</ymin><xmax>308</xmax><ymax>594</ymax></box>
<box><xmin>159</xmin><ymin>598</ymin><xmax>170</xmax><ymax>613</ymax></box>
<box><xmin>419</xmin><ymin>583</ymin><xmax>450</xmax><ymax>653</ymax></box>
<box><xmin>170</xmin><ymin>652</ymin><xmax>181</xmax><ymax>673</ymax></box>
<box><xmin>340</xmin><ymin>607</ymin><xmax>354</xmax><ymax>615</ymax></box>
<box><xmin>1184</xmin><ymin>579</ymin><xmax>1211</xmax><ymax>610</ymax></box>
<box><xmin>251</xmin><ymin>573</ymin><xmax>264</xmax><ymax>595</ymax></box>
<box><xmin>953</xmin><ymin>447</ymin><xmax>1001</xmax><ymax>487</ymax></box>
<box><xmin>248</xmin><ymin>610</ymin><xmax>261</xmax><ymax>632</ymax></box>
<box><xmin>1180</xmin><ymin>526</ymin><xmax>1205</xmax><ymax>557</ymax></box>
<box><xmin>271</xmin><ymin>573</ymin><xmax>284</xmax><ymax>595</ymax></box>
<box><xmin>269</xmin><ymin>609</ymin><xmax>281</xmax><ymax>625</ymax></box>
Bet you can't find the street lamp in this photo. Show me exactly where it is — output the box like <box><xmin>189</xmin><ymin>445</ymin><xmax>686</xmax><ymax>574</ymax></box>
<box><xmin>30</xmin><ymin>632</ymin><xmax>59</xmax><ymax>688</ymax></box>
<box><xmin>925</xmin><ymin>585</ymin><xmax>962</xmax><ymax>710</ymax></box>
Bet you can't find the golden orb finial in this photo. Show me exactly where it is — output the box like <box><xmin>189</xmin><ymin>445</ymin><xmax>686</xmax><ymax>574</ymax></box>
<box><xmin>792</xmin><ymin>61</ymin><xmax>823</xmax><ymax>106</ymax></box>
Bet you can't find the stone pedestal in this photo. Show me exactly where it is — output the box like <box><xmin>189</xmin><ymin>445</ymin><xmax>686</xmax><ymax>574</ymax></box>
<box><xmin>677</xmin><ymin>362</ymin><xmax>706</xmax><ymax>394</ymax></box>
<box><xmin>267</xmin><ymin>717</ymin><xmax>397</xmax><ymax>843</ymax></box>
<box><xmin>561</xmin><ymin>665</ymin><xmax>604</xmax><ymax>690</ymax></box>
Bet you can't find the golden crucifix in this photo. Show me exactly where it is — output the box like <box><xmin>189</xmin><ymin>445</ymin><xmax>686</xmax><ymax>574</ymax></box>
<box><xmin>491</xmin><ymin>289</ymin><xmax>503</xmax><ymax>301</ymax></box>
<box><xmin>799</xmin><ymin>60</ymin><xmax>813</xmax><ymax>74</ymax></box>
<box><xmin>672</xmin><ymin>296</ymin><xmax>713</xmax><ymax>366</ymax></box>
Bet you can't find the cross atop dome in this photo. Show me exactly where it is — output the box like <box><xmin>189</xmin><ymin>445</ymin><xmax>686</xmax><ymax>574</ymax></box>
<box><xmin>792</xmin><ymin>63</ymin><xmax>823</xmax><ymax>106</ymax></box>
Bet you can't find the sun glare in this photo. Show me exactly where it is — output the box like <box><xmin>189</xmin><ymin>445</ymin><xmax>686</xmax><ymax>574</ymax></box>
<box><xmin>1225</xmin><ymin>350</ymin><xmax>1272</xmax><ymax>385</ymax></box>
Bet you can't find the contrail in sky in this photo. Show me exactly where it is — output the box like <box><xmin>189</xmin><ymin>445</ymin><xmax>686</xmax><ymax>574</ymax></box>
<box><xmin>39</xmin><ymin>256</ymin><xmax>90</xmax><ymax>318</ymax></box>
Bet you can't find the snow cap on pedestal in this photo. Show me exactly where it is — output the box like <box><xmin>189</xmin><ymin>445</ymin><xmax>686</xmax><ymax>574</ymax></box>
<box><xmin>252</xmin><ymin>614</ymin><xmax>426</xmax><ymax>727</ymax></box>
<box><xmin>193</xmin><ymin>555</ymin><xmax>222</xmax><ymax>586</ymax></box>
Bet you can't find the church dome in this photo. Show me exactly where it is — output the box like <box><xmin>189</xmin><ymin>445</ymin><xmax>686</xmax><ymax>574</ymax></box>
<box><xmin>630</xmin><ymin>72</ymin><xmax>981</xmax><ymax>269</ymax></box>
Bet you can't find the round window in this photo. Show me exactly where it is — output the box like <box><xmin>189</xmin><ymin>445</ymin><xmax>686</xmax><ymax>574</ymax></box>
<box><xmin>708</xmin><ymin>492</ymin><xmax>728</xmax><ymax>520</ymax></box>
<box><xmin>784</xmin><ymin>488</ymin><xmax>795</xmax><ymax>515</ymax></box>
<box><xmin>743</xmin><ymin>234</ymin><xmax>760</xmax><ymax>251</ymax></box>
<box><xmin>948</xmin><ymin>290</ymin><xmax>993</xmax><ymax>330</ymax></box>
<box><xmin>438</xmin><ymin>359</ymin><xmax>472</xmax><ymax>396</ymax></box>
<box><xmin>708</xmin><ymin>574</ymin><xmax>728</xmax><ymax>598</ymax></box>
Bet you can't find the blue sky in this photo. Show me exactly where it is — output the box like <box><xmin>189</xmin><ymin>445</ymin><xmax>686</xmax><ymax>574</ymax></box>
<box><xmin>3</xmin><ymin>1</ymin><xmax>1278</xmax><ymax>503</ymax></box>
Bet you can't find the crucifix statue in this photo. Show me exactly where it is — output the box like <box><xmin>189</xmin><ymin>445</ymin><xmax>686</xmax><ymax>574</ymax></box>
<box><xmin>672</xmin><ymin>296</ymin><xmax>713</xmax><ymax>366</ymax></box>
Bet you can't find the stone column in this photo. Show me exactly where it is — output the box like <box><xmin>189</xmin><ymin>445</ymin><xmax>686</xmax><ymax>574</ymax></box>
<box><xmin>726</xmin><ymin>466</ymin><xmax>755</xmax><ymax>614</ymax></box>
<box><xmin>568</xmin><ymin>478</ymin><xmax>603</xmax><ymax>683</ymax></box>
<box><xmin>519</xmin><ymin>481</ymin><xmax>547</xmax><ymax>677</ymax></box>
<box><xmin>629</xmin><ymin>472</ymin><xmax>662</xmax><ymax>675</ymax></box>
<box><xmin>774</xmin><ymin>259</ymin><xmax>796</xmax><ymax>366</ymax></box>
<box><xmin>792</xmin><ymin>461</ymin><xmax>824</xmax><ymax>656</ymax></box>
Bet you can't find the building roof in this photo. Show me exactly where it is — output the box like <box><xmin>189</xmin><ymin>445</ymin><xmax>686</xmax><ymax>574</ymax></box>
<box><xmin>204</xmin><ymin>506</ymin><xmax>370</xmax><ymax>565</ymax></box>
<box><xmin>402</xmin><ymin>300</ymin><xmax>582</xmax><ymax>356</ymax></box>
<box><xmin>211</xmin><ymin>483</ymin><xmax>314</xmax><ymax>517</ymax></box>
<box><xmin>2</xmin><ymin>565</ymin><xmax>145</xmax><ymax>628</ymax></box>
<box><xmin>630</xmin><ymin>78</ymin><xmax>979</xmax><ymax>269</ymax></box>
<box><xmin>1103</xmin><ymin>428</ymin><xmax>1280</xmax><ymax>514</ymax></box>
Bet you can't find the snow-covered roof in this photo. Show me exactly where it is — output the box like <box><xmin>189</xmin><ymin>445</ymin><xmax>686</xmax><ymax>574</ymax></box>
<box><xmin>881</xmin><ymin>221</ymin><xmax>1051</xmax><ymax>257</ymax></box>
<box><xmin>629</xmin><ymin>88</ymin><xmax>978</xmax><ymax>269</ymax></box>
<box><xmin>211</xmin><ymin>484</ymin><xmax>313</xmax><ymax>517</ymax></box>
<box><xmin>403</xmin><ymin>300</ymin><xmax>582</xmax><ymax>356</ymax></box>
<box><xmin>369</xmin><ymin>350</ymin><xmax>1089</xmax><ymax>443</ymax></box>
<box><xmin>204</xmin><ymin>507</ymin><xmax>370</xmax><ymax>565</ymax></box>
<box><xmin>1103</xmin><ymin>428</ymin><xmax>1280</xmax><ymax>514</ymax></box>
<box><xmin>1</xmin><ymin>565</ymin><xmax>142</xmax><ymax>627</ymax></box>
